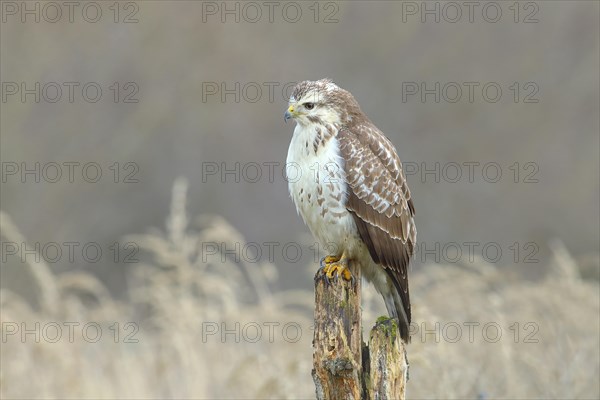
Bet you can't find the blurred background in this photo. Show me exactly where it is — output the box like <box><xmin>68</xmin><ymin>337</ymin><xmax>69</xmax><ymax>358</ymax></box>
<box><xmin>1</xmin><ymin>1</ymin><xmax>598</xmax><ymax>399</ymax></box>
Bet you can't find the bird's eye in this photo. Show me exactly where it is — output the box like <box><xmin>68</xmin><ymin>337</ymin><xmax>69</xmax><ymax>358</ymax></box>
<box><xmin>304</xmin><ymin>102</ymin><xmax>315</xmax><ymax>110</ymax></box>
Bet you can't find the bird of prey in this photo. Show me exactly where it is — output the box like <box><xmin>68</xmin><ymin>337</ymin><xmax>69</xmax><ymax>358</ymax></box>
<box><xmin>285</xmin><ymin>79</ymin><xmax>416</xmax><ymax>342</ymax></box>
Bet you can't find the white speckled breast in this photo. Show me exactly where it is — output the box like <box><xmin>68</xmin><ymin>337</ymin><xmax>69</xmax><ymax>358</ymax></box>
<box><xmin>286</xmin><ymin>123</ymin><xmax>362</xmax><ymax>256</ymax></box>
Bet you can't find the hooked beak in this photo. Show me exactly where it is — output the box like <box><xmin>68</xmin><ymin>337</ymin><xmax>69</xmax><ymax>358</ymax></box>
<box><xmin>284</xmin><ymin>105</ymin><xmax>295</xmax><ymax>123</ymax></box>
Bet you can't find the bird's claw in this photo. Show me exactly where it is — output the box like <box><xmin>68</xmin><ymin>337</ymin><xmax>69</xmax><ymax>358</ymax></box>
<box><xmin>317</xmin><ymin>255</ymin><xmax>352</xmax><ymax>285</ymax></box>
<box><xmin>317</xmin><ymin>256</ymin><xmax>336</xmax><ymax>284</ymax></box>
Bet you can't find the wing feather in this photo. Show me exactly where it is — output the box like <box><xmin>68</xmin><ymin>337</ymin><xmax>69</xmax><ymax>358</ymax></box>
<box><xmin>338</xmin><ymin>124</ymin><xmax>416</xmax><ymax>324</ymax></box>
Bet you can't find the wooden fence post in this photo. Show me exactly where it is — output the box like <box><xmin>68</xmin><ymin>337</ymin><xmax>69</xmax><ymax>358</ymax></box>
<box><xmin>312</xmin><ymin>262</ymin><xmax>407</xmax><ymax>400</ymax></box>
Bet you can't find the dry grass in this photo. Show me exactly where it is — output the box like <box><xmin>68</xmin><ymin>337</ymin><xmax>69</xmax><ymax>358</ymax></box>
<box><xmin>1</xmin><ymin>179</ymin><xmax>598</xmax><ymax>399</ymax></box>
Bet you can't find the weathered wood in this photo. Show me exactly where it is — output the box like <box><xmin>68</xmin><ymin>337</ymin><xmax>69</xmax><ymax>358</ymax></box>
<box><xmin>369</xmin><ymin>318</ymin><xmax>407</xmax><ymax>399</ymax></box>
<box><xmin>312</xmin><ymin>264</ymin><xmax>363</xmax><ymax>400</ymax></box>
<box><xmin>312</xmin><ymin>262</ymin><xmax>407</xmax><ymax>400</ymax></box>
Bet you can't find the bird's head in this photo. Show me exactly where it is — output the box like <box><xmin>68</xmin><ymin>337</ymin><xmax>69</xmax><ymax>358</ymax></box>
<box><xmin>284</xmin><ymin>79</ymin><xmax>361</xmax><ymax>127</ymax></box>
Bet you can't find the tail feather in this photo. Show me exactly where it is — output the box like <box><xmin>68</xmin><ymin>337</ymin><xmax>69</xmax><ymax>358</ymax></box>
<box><xmin>382</xmin><ymin>275</ymin><xmax>411</xmax><ymax>343</ymax></box>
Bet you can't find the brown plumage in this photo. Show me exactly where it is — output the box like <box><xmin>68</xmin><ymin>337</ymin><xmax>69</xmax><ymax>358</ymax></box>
<box><xmin>338</xmin><ymin>127</ymin><xmax>416</xmax><ymax>332</ymax></box>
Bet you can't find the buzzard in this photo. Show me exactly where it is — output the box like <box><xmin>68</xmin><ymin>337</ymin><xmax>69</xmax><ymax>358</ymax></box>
<box><xmin>285</xmin><ymin>79</ymin><xmax>416</xmax><ymax>342</ymax></box>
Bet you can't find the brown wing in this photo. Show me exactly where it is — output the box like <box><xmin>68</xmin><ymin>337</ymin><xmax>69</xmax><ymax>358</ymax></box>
<box><xmin>338</xmin><ymin>124</ymin><xmax>416</xmax><ymax>324</ymax></box>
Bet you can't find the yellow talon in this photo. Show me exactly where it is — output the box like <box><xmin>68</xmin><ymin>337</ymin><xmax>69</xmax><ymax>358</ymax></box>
<box><xmin>323</xmin><ymin>258</ymin><xmax>352</xmax><ymax>282</ymax></box>
<box><xmin>340</xmin><ymin>267</ymin><xmax>352</xmax><ymax>281</ymax></box>
<box><xmin>324</xmin><ymin>255</ymin><xmax>340</xmax><ymax>264</ymax></box>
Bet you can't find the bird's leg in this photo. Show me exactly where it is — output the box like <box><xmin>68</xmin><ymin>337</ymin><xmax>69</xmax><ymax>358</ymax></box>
<box><xmin>320</xmin><ymin>255</ymin><xmax>341</xmax><ymax>267</ymax></box>
<box><xmin>319</xmin><ymin>251</ymin><xmax>352</xmax><ymax>283</ymax></box>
